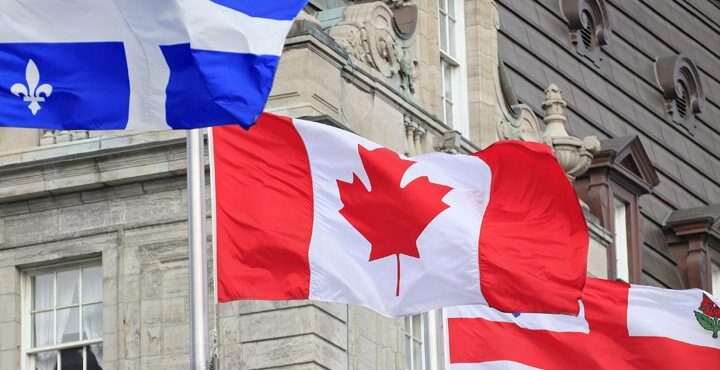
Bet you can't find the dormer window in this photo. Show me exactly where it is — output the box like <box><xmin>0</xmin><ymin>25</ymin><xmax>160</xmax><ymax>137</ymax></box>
<box><xmin>655</xmin><ymin>55</ymin><xmax>705</xmax><ymax>135</ymax></box>
<box><xmin>574</xmin><ymin>136</ymin><xmax>659</xmax><ymax>283</ymax></box>
<box><xmin>665</xmin><ymin>205</ymin><xmax>720</xmax><ymax>291</ymax></box>
<box><xmin>561</xmin><ymin>0</ymin><xmax>611</xmax><ymax>67</ymax></box>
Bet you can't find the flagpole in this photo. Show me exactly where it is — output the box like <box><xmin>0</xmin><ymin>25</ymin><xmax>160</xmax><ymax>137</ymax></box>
<box><xmin>424</xmin><ymin>309</ymin><xmax>445</xmax><ymax>370</ymax></box>
<box><xmin>187</xmin><ymin>128</ymin><xmax>209</xmax><ymax>370</ymax></box>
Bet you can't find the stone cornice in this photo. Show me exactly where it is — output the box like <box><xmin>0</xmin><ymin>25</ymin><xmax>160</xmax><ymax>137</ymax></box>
<box><xmin>0</xmin><ymin>131</ymin><xmax>189</xmax><ymax>203</ymax></box>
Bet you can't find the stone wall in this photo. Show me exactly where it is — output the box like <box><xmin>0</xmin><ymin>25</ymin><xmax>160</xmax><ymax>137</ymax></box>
<box><xmin>0</xmin><ymin>134</ymin><xmax>370</xmax><ymax>369</ymax></box>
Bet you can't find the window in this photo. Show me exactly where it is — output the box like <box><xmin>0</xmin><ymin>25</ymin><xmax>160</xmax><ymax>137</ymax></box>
<box><xmin>403</xmin><ymin>314</ymin><xmax>424</xmax><ymax>370</ymax></box>
<box><xmin>573</xmin><ymin>136</ymin><xmax>659</xmax><ymax>282</ymax></box>
<box><xmin>613</xmin><ymin>198</ymin><xmax>630</xmax><ymax>282</ymax></box>
<box><xmin>438</xmin><ymin>0</ymin><xmax>468</xmax><ymax>135</ymax></box>
<box><xmin>712</xmin><ymin>261</ymin><xmax>720</xmax><ymax>297</ymax></box>
<box><xmin>23</xmin><ymin>261</ymin><xmax>103</xmax><ymax>370</ymax></box>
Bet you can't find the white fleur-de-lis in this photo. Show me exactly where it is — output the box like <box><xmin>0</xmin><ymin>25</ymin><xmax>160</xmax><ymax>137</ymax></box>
<box><xmin>10</xmin><ymin>59</ymin><xmax>53</xmax><ymax>115</ymax></box>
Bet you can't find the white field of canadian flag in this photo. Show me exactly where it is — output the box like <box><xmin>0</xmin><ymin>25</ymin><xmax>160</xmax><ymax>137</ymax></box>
<box><xmin>210</xmin><ymin>113</ymin><xmax>589</xmax><ymax>317</ymax></box>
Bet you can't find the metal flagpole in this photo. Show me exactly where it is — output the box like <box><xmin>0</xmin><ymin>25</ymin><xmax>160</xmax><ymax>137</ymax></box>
<box><xmin>424</xmin><ymin>309</ymin><xmax>446</xmax><ymax>370</ymax></box>
<box><xmin>187</xmin><ymin>128</ymin><xmax>209</xmax><ymax>370</ymax></box>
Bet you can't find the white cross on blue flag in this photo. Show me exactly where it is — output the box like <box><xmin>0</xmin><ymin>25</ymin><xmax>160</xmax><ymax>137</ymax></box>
<box><xmin>0</xmin><ymin>0</ymin><xmax>307</xmax><ymax>130</ymax></box>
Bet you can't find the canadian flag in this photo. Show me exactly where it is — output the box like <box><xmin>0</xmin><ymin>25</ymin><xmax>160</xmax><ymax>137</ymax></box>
<box><xmin>211</xmin><ymin>113</ymin><xmax>588</xmax><ymax>316</ymax></box>
<box><xmin>447</xmin><ymin>278</ymin><xmax>720</xmax><ymax>369</ymax></box>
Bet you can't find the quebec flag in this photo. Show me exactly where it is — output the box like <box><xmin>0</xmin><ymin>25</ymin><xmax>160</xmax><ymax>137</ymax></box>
<box><xmin>0</xmin><ymin>0</ymin><xmax>307</xmax><ymax>130</ymax></box>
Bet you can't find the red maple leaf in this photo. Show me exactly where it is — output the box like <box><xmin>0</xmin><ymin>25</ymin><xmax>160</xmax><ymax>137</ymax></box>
<box><xmin>699</xmin><ymin>293</ymin><xmax>720</xmax><ymax>318</ymax></box>
<box><xmin>337</xmin><ymin>145</ymin><xmax>453</xmax><ymax>296</ymax></box>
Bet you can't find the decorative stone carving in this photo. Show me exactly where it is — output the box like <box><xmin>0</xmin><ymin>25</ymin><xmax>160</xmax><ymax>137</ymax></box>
<box><xmin>434</xmin><ymin>131</ymin><xmax>462</xmax><ymax>154</ymax></box>
<box><xmin>497</xmin><ymin>105</ymin><xmax>547</xmax><ymax>144</ymax></box>
<box><xmin>655</xmin><ymin>54</ymin><xmax>704</xmax><ymax>135</ymax></box>
<box><xmin>403</xmin><ymin>116</ymin><xmax>426</xmax><ymax>156</ymax></box>
<box><xmin>404</xmin><ymin>116</ymin><xmax>418</xmax><ymax>156</ymax></box>
<box><xmin>560</xmin><ymin>0</ymin><xmax>611</xmax><ymax>65</ymax></box>
<box><xmin>40</xmin><ymin>130</ymin><xmax>89</xmax><ymax>146</ymax></box>
<box><xmin>541</xmin><ymin>84</ymin><xmax>601</xmax><ymax>181</ymax></box>
<box><xmin>329</xmin><ymin>2</ymin><xmax>417</xmax><ymax>94</ymax></box>
<box><xmin>386</xmin><ymin>0</ymin><xmax>417</xmax><ymax>39</ymax></box>
<box><xmin>413</xmin><ymin>124</ymin><xmax>426</xmax><ymax>155</ymax></box>
<box><xmin>496</xmin><ymin>62</ymin><xmax>547</xmax><ymax>144</ymax></box>
<box><xmin>495</xmin><ymin>68</ymin><xmax>599</xmax><ymax>182</ymax></box>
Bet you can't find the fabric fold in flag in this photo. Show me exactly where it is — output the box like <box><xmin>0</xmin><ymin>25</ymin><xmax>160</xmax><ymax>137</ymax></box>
<box><xmin>447</xmin><ymin>278</ymin><xmax>720</xmax><ymax>369</ymax></box>
<box><xmin>0</xmin><ymin>0</ymin><xmax>307</xmax><ymax>130</ymax></box>
<box><xmin>211</xmin><ymin>113</ymin><xmax>589</xmax><ymax>317</ymax></box>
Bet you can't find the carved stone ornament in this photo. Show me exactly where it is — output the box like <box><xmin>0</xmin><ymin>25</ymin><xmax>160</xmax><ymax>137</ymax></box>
<box><xmin>494</xmin><ymin>63</ymin><xmax>600</xmax><ymax>181</ymax></box>
<box><xmin>541</xmin><ymin>84</ymin><xmax>601</xmax><ymax>181</ymax></box>
<box><xmin>655</xmin><ymin>54</ymin><xmax>705</xmax><ymax>135</ymax></box>
<box><xmin>560</xmin><ymin>0</ymin><xmax>611</xmax><ymax>64</ymax></box>
<box><xmin>496</xmin><ymin>62</ymin><xmax>547</xmax><ymax>144</ymax></box>
<box><xmin>40</xmin><ymin>130</ymin><xmax>89</xmax><ymax>146</ymax></box>
<box><xmin>403</xmin><ymin>116</ymin><xmax>426</xmax><ymax>156</ymax></box>
<box><xmin>434</xmin><ymin>130</ymin><xmax>462</xmax><ymax>154</ymax></box>
<box><xmin>342</xmin><ymin>1</ymin><xmax>419</xmax><ymax>36</ymax></box>
<box><xmin>329</xmin><ymin>2</ymin><xmax>417</xmax><ymax>94</ymax></box>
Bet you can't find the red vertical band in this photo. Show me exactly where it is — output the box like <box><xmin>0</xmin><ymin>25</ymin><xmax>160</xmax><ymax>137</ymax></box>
<box><xmin>213</xmin><ymin>113</ymin><xmax>313</xmax><ymax>302</ymax></box>
<box><xmin>474</xmin><ymin>141</ymin><xmax>588</xmax><ymax>315</ymax></box>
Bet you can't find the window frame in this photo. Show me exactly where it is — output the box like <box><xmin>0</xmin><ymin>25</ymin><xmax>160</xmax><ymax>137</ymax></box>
<box><xmin>710</xmin><ymin>250</ymin><xmax>720</xmax><ymax>296</ymax></box>
<box><xmin>21</xmin><ymin>259</ymin><xmax>103</xmax><ymax>370</ymax></box>
<box><xmin>608</xmin><ymin>185</ymin><xmax>642</xmax><ymax>283</ymax></box>
<box><xmin>403</xmin><ymin>314</ymin><xmax>425</xmax><ymax>370</ymax></box>
<box><xmin>612</xmin><ymin>197</ymin><xmax>630</xmax><ymax>282</ymax></box>
<box><xmin>437</xmin><ymin>0</ymin><xmax>469</xmax><ymax>136</ymax></box>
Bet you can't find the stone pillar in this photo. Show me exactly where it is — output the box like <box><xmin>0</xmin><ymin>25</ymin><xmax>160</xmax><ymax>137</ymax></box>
<box><xmin>413</xmin><ymin>125</ymin><xmax>426</xmax><ymax>155</ymax></box>
<box><xmin>465</xmin><ymin>0</ymin><xmax>503</xmax><ymax>148</ymax></box>
<box><xmin>404</xmin><ymin>117</ymin><xmax>418</xmax><ymax>156</ymax></box>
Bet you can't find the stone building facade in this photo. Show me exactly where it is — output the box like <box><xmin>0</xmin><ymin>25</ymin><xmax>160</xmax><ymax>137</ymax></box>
<box><xmin>0</xmin><ymin>0</ymin><xmax>716</xmax><ymax>369</ymax></box>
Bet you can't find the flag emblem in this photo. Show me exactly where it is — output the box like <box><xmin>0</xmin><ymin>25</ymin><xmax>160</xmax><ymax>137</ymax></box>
<box><xmin>10</xmin><ymin>59</ymin><xmax>53</xmax><ymax>115</ymax></box>
<box><xmin>336</xmin><ymin>145</ymin><xmax>453</xmax><ymax>297</ymax></box>
<box><xmin>695</xmin><ymin>293</ymin><xmax>720</xmax><ymax>339</ymax></box>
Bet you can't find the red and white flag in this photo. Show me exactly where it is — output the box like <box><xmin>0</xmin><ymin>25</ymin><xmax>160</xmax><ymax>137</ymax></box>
<box><xmin>211</xmin><ymin>113</ymin><xmax>588</xmax><ymax>316</ymax></box>
<box><xmin>447</xmin><ymin>278</ymin><xmax>720</xmax><ymax>369</ymax></box>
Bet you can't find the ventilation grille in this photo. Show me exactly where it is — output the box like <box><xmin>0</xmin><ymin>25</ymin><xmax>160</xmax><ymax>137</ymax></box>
<box><xmin>580</xmin><ymin>9</ymin><xmax>596</xmax><ymax>51</ymax></box>
<box><xmin>581</xmin><ymin>26</ymin><xmax>593</xmax><ymax>49</ymax></box>
<box><xmin>676</xmin><ymin>82</ymin><xmax>688</xmax><ymax>118</ymax></box>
